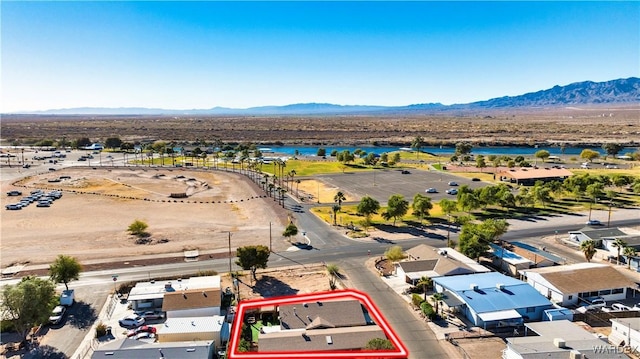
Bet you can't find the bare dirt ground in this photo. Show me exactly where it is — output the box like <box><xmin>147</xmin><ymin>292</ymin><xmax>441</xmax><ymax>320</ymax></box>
<box><xmin>2</xmin><ymin>105</ymin><xmax>639</xmax><ymax>146</ymax></box>
<box><xmin>1</xmin><ymin>167</ymin><xmax>289</xmax><ymax>267</ymax></box>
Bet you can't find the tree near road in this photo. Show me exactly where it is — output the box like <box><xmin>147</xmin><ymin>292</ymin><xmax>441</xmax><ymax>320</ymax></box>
<box><xmin>416</xmin><ymin>276</ymin><xmax>432</xmax><ymax>301</ymax></box>
<box><xmin>49</xmin><ymin>255</ymin><xmax>82</xmax><ymax>291</ymax></box>
<box><xmin>1</xmin><ymin>276</ymin><xmax>57</xmax><ymax>345</ymax></box>
<box><xmin>385</xmin><ymin>245</ymin><xmax>406</xmax><ymax>265</ymax></box>
<box><xmin>580</xmin><ymin>149</ymin><xmax>600</xmax><ymax>163</ymax></box>
<box><xmin>580</xmin><ymin>240</ymin><xmax>597</xmax><ymax>263</ymax></box>
<box><xmin>412</xmin><ymin>193</ymin><xmax>433</xmax><ymax>225</ymax></box>
<box><xmin>282</xmin><ymin>221</ymin><xmax>299</xmax><ymax>242</ymax></box>
<box><xmin>455</xmin><ymin>142</ymin><xmax>473</xmax><ymax>156</ymax></box>
<box><xmin>235</xmin><ymin>245</ymin><xmax>270</xmax><ymax>282</ymax></box>
<box><xmin>611</xmin><ymin>238</ymin><xmax>628</xmax><ymax>265</ymax></box>
<box><xmin>357</xmin><ymin>196</ymin><xmax>380</xmax><ymax>231</ymax></box>
<box><xmin>334</xmin><ymin>191</ymin><xmax>346</xmax><ymax>206</ymax></box>
<box><xmin>535</xmin><ymin>150</ymin><xmax>551</xmax><ymax>163</ymax></box>
<box><xmin>382</xmin><ymin>194</ymin><xmax>409</xmax><ymax>226</ymax></box>
<box><xmin>602</xmin><ymin>143</ymin><xmax>623</xmax><ymax>160</ymax></box>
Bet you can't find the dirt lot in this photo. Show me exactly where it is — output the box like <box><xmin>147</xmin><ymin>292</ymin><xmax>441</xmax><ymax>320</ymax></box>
<box><xmin>1</xmin><ymin>167</ymin><xmax>289</xmax><ymax>267</ymax></box>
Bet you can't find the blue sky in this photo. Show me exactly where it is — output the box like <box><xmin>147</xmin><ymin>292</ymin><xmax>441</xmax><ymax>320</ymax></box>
<box><xmin>2</xmin><ymin>1</ymin><xmax>639</xmax><ymax>112</ymax></box>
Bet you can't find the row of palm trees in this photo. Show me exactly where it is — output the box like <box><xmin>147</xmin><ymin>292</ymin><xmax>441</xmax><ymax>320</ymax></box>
<box><xmin>580</xmin><ymin>237</ymin><xmax>637</xmax><ymax>268</ymax></box>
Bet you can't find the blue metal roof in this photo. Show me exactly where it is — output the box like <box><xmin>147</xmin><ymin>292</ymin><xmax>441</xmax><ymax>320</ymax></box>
<box><xmin>433</xmin><ymin>272</ymin><xmax>552</xmax><ymax>313</ymax></box>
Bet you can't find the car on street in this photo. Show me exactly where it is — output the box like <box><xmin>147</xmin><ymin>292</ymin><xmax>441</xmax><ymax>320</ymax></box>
<box><xmin>127</xmin><ymin>325</ymin><xmax>157</xmax><ymax>338</ymax></box>
<box><xmin>6</xmin><ymin>190</ymin><xmax>22</xmax><ymax>196</ymax></box>
<box><xmin>425</xmin><ymin>188</ymin><xmax>438</xmax><ymax>193</ymax></box>
<box><xmin>586</xmin><ymin>219</ymin><xmax>602</xmax><ymax>226</ymax></box>
<box><xmin>119</xmin><ymin>315</ymin><xmax>145</xmax><ymax>328</ymax></box>
<box><xmin>400</xmin><ymin>170</ymin><xmax>411</xmax><ymax>174</ymax></box>
<box><xmin>447</xmin><ymin>181</ymin><xmax>458</xmax><ymax>186</ymax></box>
<box><xmin>49</xmin><ymin>305</ymin><xmax>66</xmax><ymax>325</ymax></box>
<box><xmin>137</xmin><ymin>310</ymin><xmax>165</xmax><ymax>321</ymax></box>
<box><xmin>445</xmin><ymin>188</ymin><xmax>458</xmax><ymax>195</ymax></box>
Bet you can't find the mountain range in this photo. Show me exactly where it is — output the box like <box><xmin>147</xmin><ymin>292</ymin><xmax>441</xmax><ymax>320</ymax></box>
<box><xmin>20</xmin><ymin>77</ymin><xmax>640</xmax><ymax>115</ymax></box>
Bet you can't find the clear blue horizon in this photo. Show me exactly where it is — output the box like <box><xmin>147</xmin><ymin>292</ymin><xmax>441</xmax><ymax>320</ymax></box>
<box><xmin>2</xmin><ymin>1</ymin><xmax>639</xmax><ymax>112</ymax></box>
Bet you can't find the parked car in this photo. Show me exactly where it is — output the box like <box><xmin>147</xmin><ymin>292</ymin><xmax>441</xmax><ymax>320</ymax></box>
<box><xmin>5</xmin><ymin>204</ymin><xmax>22</xmax><ymax>210</ymax></box>
<box><xmin>425</xmin><ymin>188</ymin><xmax>438</xmax><ymax>193</ymax></box>
<box><xmin>36</xmin><ymin>201</ymin><xmax>51</xmax><ymax>207</ymax></box>
<box><xmin>49</xmin><ymin>305</ymin><xmax>66</xmax><ymax>325</ymax></box>
<box><xmin>6</xmin><ymin>190</ymin><xmax>22</xmax><ymax>196</ymax></box>
<box><xmin>471</xmin><ymin>177</ymin><xmax>481</xmax><ymax>182</ymax></box>
<box><xmin>447</xmin><ymin>181</ymin><xmax>458</xmax><ymax>186</ymax></box>
<box><xmin>445</xmin><ymin>188</ymin><xmax>458</xmax><ymax>195</ymax></box>
<box><xmin>119</xmin><ymin>315</ymin><xmax>145</xmax><ymax>328</ymax></box>
<box><xmin>126</xmin><ymin>325</ymin><xmax>157</xmax><ymax>338</ymax></box>
<box><xmin>586</xmin><ymin>219</ymin><xmax>602</xmax><ymax>226</ymax></box>
<box><xmin>612</xmin><ymin>303</ymin><xmax>632</xmax><ymax>311</ymax></box>
<box><xmin>400</xmin><ymin>170</ymin><xmax>411</xmax><ymax>174</ymax></box>
<box><xmin>137</xmin><ymin>310</ymin><xmax>164</xmax><ymax>321</ymax></box>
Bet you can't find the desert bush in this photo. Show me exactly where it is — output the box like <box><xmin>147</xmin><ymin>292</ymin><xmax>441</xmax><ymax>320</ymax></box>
<box><xmin>95</xmin><ymin>322</ymin><xmax>108</xmax><ymax>337</ymax></box>
<box><xmin>412</xmin><ymin>293</ymin><xmax>425</xmax><ymax>308</ymax></box>
<box><xmin>420</xmin><ymin>301</ymin><xmax>437</xmax><ymax>320</ymax></box>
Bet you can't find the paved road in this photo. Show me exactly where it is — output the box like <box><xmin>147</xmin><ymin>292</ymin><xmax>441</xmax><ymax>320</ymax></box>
<box><xmin>339</xmin><ymin>258</ymin><xmax>450</xmax><ymax>359</ymax></box>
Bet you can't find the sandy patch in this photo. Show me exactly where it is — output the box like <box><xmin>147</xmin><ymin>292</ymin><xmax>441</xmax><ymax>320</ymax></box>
<box><xmin>296</xmin><ymin>179</ymin><xmax>357</xmax><ymax>204</ymax></box>
<box><xmin>1</xmin><ymin>168</ymin><xmax>289</xmax><ymax>266</ymax></box>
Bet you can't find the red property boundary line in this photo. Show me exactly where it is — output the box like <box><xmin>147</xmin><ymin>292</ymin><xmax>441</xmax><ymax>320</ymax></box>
<box><xmin>228</xmin><ymin>289</ymin><xmax>409</xmax><ymax>359</ymax></box>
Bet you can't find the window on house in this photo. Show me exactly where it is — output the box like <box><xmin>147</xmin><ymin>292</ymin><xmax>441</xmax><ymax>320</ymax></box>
<box><xmin>612</xmin><ymin>288</ymin><xmax>624</xmax><ymax>294</ymax></box>
<box><xmin>568</xmin><ymin>295</ymin><xmax>573</xmax><ymax>300</ymax></box>
<box><xmin>599</xmin><ymin>289</ymin><xmax>611</xmax><ymax>295</ymax></box>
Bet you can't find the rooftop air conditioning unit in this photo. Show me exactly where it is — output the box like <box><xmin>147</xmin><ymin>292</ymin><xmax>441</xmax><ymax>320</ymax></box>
<box><xmin>569</xmin><ymin>350</ymin><xmax>584</xmax><ymax>359</ymax></box>
<box><xmin>470</xmin><ymin>284</ymin><xmax>478</xmax><ymax>291</ymax></box>
<box><xmin>553</xmin><ymin>338</ymin><xmax>566</xmax><ymax>349</ymax></box>
<box><xmin>496</xmin><ymin>283</ymin><xmax>505</xmax><ymax>290</ymax></box>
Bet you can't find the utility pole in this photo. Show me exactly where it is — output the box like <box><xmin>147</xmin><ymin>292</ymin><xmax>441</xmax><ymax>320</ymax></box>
<box><xmin>228</xmin><ymin>232</ymin><xmax>232</xmax><ymax>274</ymax></box>
<box><xmin>269</xmin><ymin>222</ymin><xmax>272</xmax><ymax>252</ymax></box>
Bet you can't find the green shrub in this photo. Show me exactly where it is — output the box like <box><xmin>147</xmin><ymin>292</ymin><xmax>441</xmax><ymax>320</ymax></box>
<box><xmin>420</xmin><ymin>301</ymin><xmax>437</xmax><ymax>320</ymax></box>
<box><xmin>412</xmin><ymin>293</ymin><xmax>425</xmax><ymax>308</ymax></box>
<box><xmin>0</xmin><ymin>319</ymin><xmax>16</xmax><ymax>333</ymax></box>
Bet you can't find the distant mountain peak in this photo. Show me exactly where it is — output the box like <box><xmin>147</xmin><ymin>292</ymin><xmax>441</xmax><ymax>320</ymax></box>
<box><xmin>9</xmin><ymin>77</ymin><xmax>639</xmax><ymax>115</ymax></box>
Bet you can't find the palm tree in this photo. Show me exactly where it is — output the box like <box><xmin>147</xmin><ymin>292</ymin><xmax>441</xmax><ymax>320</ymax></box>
<box><xmin>416</xmin><ymin>276</ymin><xmax>432</xmax><ymax>301</ymax></box>
<box><xmin>332</xmin><ymin>204</ymin><xmax>341</xmax><ymax>226</ymax></box>
<box><xmin>295</xmin><ymin>179</ymin><xmax>301</xmax><ymax>198</ymax></box>
<box><xmin>612</xmin><ymin>238</ymin><xmax>628</xmax><ymax>265</ymax></box>
<box><xmin>624</xmin><ymin>246</ymin><xmax>637</xmax><ymax>269</ymax></box>
<box><xmin>580</xmin><ymin>240</ymin><xmax>597</xmax><ymax>263</ymax></box>
<box><xmin>431</xmin><ymin>292</ymin><xmax>445</xmax><ymax>316</ymax></box>
<box><xmin>334</xmin><ymin>191</ymin><xmax>346</xmax><ymax>206</ymax></box>
<box><xmin>411</xmin><ymin>136</ymin><xmax>424</xmax><ymax>159</ymax></box>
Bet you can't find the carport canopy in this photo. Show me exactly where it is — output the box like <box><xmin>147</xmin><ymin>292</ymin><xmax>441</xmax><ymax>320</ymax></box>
<box><xmin>441</xmin><ymin>290</ymin><xmax>464</xmax><ymax>307</ymax></box>
<box><xmin>478</xmin><ymin>309</ymin><xmax>522</xmax><ymax>322</ymax></box>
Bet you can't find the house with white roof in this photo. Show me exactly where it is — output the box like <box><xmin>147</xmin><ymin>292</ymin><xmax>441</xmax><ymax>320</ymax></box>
<box><xmin>503</xmin><ymin>320</ymin><xmax>609</xmax><ymax>359</ymax></box>
<box><xmin>127</xmin><ymin>276</ymin><xmax>220</xmax><ymax>311</ymax></box>
<box><xmin>520</xmin><ymin>263</ymin><xmax>633</xmax><ymax>306</ymax></box>
<box><xmin>396</xmin><ymin>244</ymin><xmax>490</xmax><ymax>284</ymax></box>
<box><xmin>156</xmin><ymin>315</ymin><xmax>229</xmax><ymax>345</ymax></box>
<box><xmin>432</xmin><ymin>272</ymin><xmax>553</xmax><ymax>328</ymax></box>
<box><xmin>567</xmin><ymin>227</ymin><xmax>627</xmax><ymax>247</ymax></box>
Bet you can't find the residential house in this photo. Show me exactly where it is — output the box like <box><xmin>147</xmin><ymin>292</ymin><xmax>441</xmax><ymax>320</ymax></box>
<box><xmin>258</xmin><ymin>299</ymin><xmax>387</xmax><ymax>352</ymax></box>
<box><xmin>521</xmin><ymin>263</ymin><xmax>633</xmax><ymax>306</ymax></box>
<box><xmin>503</xmin><ymin>320</ymin><xmax>609</xmax><ymax>359</ymax></box>
<box><xmin>127</xmin><ymin>276</ymin><xmax>220</xmax><ymax>312</ymax></box>
<box><xmin>567</xmin><ymin>227</ymin><xmax>627</xmax><ymax>247</ymax></box>
<box><xmin>432</xmin><ymin>272</ymin><xmax>553</xmax><ymax>328</ymax></box>
<box><xmin>609</xmin><ymin>317</ymin><xmax>640</xmax><ymax>348</ymax></box>
<box><xmin>91</xmin><ymin>339</ymin><xmax>215</xmax><ymax>359</ymax></box>
<box><xmin>489</xmin><ymin>242</ymin><xmax>561</xmax><ymax>276</ymax></box>
<box><xmin>162</xmin><ymin>287</ymin><xmax>222</xmax><ymax>318</ymax></box>
<box><xmin>489</xmin><ymin>243</ymin><xmax>534</xmax><ymax>276</ymax></box>
<box><xmin>397</xmin><ymin>244</ymin><xmax>490</xmax><ymax>284</ymax></box>
<box><xmin>157</xmin><ymin>315</ymin><xmax>229</xmax><ymax>345</ymax></box>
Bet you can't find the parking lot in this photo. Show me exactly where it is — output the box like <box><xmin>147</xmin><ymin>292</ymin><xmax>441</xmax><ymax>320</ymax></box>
<box><xmin>316</xmin><ymin>167</ymin><xmax>487</xmax><ymax>204</ymax></box>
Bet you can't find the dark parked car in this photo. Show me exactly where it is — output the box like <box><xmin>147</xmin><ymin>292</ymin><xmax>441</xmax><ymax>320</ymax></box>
<box><xmin>6</xmin><ymin>190</ymin><xmax>22</xmax><ymax>196</ymax></box>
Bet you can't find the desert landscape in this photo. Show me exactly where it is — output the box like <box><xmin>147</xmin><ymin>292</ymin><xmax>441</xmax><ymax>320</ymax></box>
<box><xmin>1</xmin><ymin>167</ymin><xmax>290</xmax><ymax>267</ymax></box>
<box><xmin>2</xmin><ymin>105</ymin><xmax>639</xmax><ymax>147</ymax></box>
